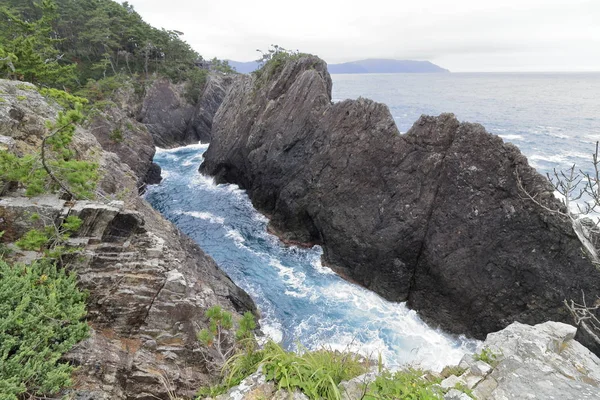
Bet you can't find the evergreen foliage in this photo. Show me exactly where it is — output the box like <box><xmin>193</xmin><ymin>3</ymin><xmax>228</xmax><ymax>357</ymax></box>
<box><xmin>0</xmin><ymin>258</ymin><xmax>88</xmax><ymax>399</ymax></box>
<box><xmin>0</xmin><ymin>99</ymin><xmax>99</xmax><ymax>199</ymax></box>
<box><xmin>0</xmin><ymin>0</ymin><xmax>208</xmax><ymax>90</ymax></box>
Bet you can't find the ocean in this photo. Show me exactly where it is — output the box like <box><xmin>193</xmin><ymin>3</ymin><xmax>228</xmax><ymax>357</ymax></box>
<box><xmin>145</xmin><ymin>72</ymin><xmax>600</xmax><ymax>371</ymax></box>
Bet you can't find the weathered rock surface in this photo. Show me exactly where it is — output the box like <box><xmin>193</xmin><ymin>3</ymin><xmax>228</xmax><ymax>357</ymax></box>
<box><xmin>0</xmin><ymin>79</ymin><xmax>255</xmax><ymax>399</ymax></box>
<box><xmin>140</xmin><ymin>74</ymin><xmax>234</xmax><ymax>148</ymax></box>
<box><xmin>206</xmin><ymin>371</ymin><xmax>309</xmax><ymax>400</ymax></box>
<box><xmin>87</xmin><ymin>101</ymin><xmax>159</xmax><ymax>190</ymax></box>
<box><xmin>201</xmin><ymin>56</ymin><xmax>600</xmax><ymax>343</ymax></box>
<box><xmin>466</xmin><ymin>321</ymin><xmax>600</xmax><ymax>399</ymax></box>
<box><xmin>213</xmin><ymin>322</ymin><xmax>600</xmax><ymax>400</ymax></box>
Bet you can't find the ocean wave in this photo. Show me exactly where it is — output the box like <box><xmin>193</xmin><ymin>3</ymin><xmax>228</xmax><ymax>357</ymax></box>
<box><xmin>498</xmin><ymin>134</ymin><xmax>524</xmax><ymax>141</ymax></box>
<box><xmin>174</xmin><ymin>211</ymin><xmax>225</xmax><ymax>224</ymax></box>
<box><xmin>154</xmin><ymin>142</ymin><xmax>210</xmax><ymax>154</ymax></box>
<box><xmin>225</xmin><ymin>229</ymin><xmax>245</xmax><ymax>245</ymax></box>
<box><xmin>269</xmin><ymin>258</ymin><xmax>310</xmax><ymax>297</ymax></box>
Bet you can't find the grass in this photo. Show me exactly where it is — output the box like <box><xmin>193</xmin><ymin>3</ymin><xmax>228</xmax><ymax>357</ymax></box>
<box><xmin>197</xmin><ymin>341</ymin><xmax>367</xmax><ymax>400</ymax></box>
<box><xmin>364</xmin><ymin>369</ymin><xmax>444</xmax><ymax>400</ymax></box>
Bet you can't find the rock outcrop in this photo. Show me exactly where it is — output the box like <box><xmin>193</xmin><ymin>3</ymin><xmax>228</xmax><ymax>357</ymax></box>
<box><xmin>0</xmin><ymin>79</ymin><xmax>255</xmax><ymax>399</ymax></box>
<box><xmin>200</xmin><ymin>56</ymin><xmax>600</xmax><ymax>343</ymax></box>
<box><xmin>211</xmin><ymin>321</ymin><xmax>600</xmax><ymax>400</ymax></box>
<box><xmin>140</xmin><ymin>74</ymin><xmax>234</xmax><ymax>148</ymax></box>
<box><xmin>465</xmin><ymin>321</ymin><xmax>600</xmax><ymax>399</ymax></box>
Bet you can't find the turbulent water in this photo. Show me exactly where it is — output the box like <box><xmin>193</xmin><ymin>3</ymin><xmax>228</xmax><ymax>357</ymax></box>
<box><xmin>146</xmin><ymin>73</ymin><xmax>600</xmax><ymax>371</ymax></box>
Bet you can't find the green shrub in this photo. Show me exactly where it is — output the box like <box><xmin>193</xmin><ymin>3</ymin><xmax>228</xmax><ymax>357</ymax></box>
<box><xmin>474</xmin><ymin>347</ymin><xmax>500</xmax><ymax>367</ymax></box>
<box><xmin>0</xmin><ymin>258</ymin><xmax>89</xmax><ymax>399</ymax></box>
<box><xmin>364</xmin><ymin>369</ymin><xmax>444</xmax><ymax>400</ymax></box>
<box><xmin>261</xmin><ymin>341</ymin><xmax>366</xmax><ymax>400</ymax></box>
<box><xmin>184</xmin><ymin>68</ymin><xmax>208</xmax><ymax>104</ymax></box>
<box><xmin>110</xmin><ymin>127</ymin><xmax>124</xmax><ymax>143</ymax></box>
<box><xmin>0</xmin><ymin>100</ymin><xmax>99</xmax><ymax>199</ymax></box>
<box><xmin>38</xmin><ymin>88</ymin><xmax>89</xmax><ymax>109</ymax></box>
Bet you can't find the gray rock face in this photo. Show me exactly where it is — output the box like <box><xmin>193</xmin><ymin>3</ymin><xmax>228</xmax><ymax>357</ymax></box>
<box><xmin>86</xmin><ymin>102</ymin><xmax>158</xmax><ymax>190</ymax></box>
<box><xmin>200</xmin><ymin>56</ymin><xmax>600</xmax><ymax>343</ymax></box>
<box><xmin>140</xmin><ymin>74</ymin><xmax>234</xmax><ymax>148</ymax></box>
<box><xmin>470</xmin><ymin>321</ymin><xmax>600</xmax><ymax>399</ymax></box>
<box><xmin>0</xmin><ymin>79</ymin><xmax>255</xmax><ymax>399</ymax></box>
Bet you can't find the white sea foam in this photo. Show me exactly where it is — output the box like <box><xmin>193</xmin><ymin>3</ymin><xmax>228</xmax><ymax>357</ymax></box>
<box><xmin>310</xmin><ymin>254</ymin><xmax>335</xmax><ymax>275</ymax></box>
<box><xmin>260</xmin><ymin>318</ymin><xmax>284</xmax><ymax>344</ymax></box>
<box><xmin>154</xmin><ymin>142</ymin><xmax>209</xmax><ymax>154</ymax></box>
<box><xmin>269</xmin><ymin>259</ymin><xmax>310</xmax><ymax>298</ymax></box>
<box><xmin>175</xmin><ymin>211</ymin><xmax>225</xmax><ymax>224</ymax></box>
<box><xmin>225</xmin><ymin>229</ymin><xmax>245</xmax><ymax>245</ymax></box>
<box><xmin>498</xmin><ymin>134</ymin><xmax>524</xmax><ymax>141</ymax></box>
<box><xmin>311</xmin><ymin>281</ymin><xmax>479</xmax><ymax>371</ymax></box>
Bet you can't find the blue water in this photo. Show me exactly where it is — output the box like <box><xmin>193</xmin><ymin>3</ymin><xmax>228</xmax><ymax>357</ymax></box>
<box><xmin>332</xmin><ymin>73</ymin><xmax>600</xmax><ymax>176</ymax></box>
<box><xmin>146</xmin><ymin>73</ymin><xmax>600</xmax><ymax>371</ymax></box>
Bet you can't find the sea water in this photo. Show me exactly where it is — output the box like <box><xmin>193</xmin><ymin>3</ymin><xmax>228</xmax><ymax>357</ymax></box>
<box><xmin>146</xmin><ymin>72</ymin><xmax>600</xmax><ymax>370</ymax></box>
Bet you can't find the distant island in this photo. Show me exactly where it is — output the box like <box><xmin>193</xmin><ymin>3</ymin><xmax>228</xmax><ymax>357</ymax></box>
<box><xmin>227</xmin><ymin>58</ymin><xmax>449</xmax><ymax>74</ymax></box>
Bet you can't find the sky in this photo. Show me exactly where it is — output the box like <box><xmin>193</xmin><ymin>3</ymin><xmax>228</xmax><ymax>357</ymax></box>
<box><xmin>126</xmin><ymin>0</ymin><xmax>600</xmax><ymax>72</ymax></box>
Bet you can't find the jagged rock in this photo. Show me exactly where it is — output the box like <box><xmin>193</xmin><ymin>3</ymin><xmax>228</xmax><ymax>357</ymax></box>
<box><xmin>201</xmin><ymin>55</ymin><xmax>600</xmax><ymax>344</ymax></box>
<box><xmin>339</xmin><ymin>372</ymin><xmax>378</xmax><ymax>400</ymax></box>
<box><xmin>0</xmin><ymin>79</ymin><xmax>256</xmax><ymax>399</ymax></box>
<box><xmin>86</xmin><ymin>102</ymin><xmax>158</xmax><ymax>189</ymax></box>
<box><xmin>444</xmin><ymin>389</ymin><xmax>472</xmax><ymax>400</ymax></box>
<box><xmin>144</xmin><ymin>162</ymin><xmax>163</xmax><ymax>185</ymax></box>
<box><xmin>441</xmin><ymin>375</ymin><xmax>465</xmax><ymax>390</ymax></box>
<box><xmin>140</xmin><ymin>74</ymin><xmax>234</xmax><ymax>148</ymax></box>
<box><xmin>465</xmin><ymin>321</ymin><xmax>600</xmax><ymax>399</ymax></box>
<box><xmin>476</xmin><ymin>321</ymin><xmax>600</xmax><ymax>399</ymax></box>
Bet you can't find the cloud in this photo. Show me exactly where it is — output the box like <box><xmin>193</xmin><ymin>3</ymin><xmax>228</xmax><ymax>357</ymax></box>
<box><xmin>126</xmin><ymin>0</ymin><xmax>600</xmax><ymax>71</ymax></box>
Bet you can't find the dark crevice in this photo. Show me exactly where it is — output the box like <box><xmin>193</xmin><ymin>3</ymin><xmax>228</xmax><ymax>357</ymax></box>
<box><xmin>407</xmin><ymin>135</ymin><xmax>459</xmax><ymax>295</ymax></box>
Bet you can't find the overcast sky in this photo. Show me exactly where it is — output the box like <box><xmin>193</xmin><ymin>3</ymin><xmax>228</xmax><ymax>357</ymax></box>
<box><xmin>126</xmin><ymin>0</ymin><xmax>600</xmax><ymax>72</ymax></box>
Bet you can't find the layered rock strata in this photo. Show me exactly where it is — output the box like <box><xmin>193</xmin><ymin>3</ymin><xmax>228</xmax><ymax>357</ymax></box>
<box><xmin>0</xmin><ymin>79</ymin><xmax>255</xmax><ymax>399</ymax></box>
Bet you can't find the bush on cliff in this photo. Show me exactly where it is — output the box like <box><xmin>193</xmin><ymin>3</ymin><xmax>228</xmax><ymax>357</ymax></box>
<box><xmin>0</xmin><ymin>258</ymin><xmax>88</xmax><ymax>399</ymax></box>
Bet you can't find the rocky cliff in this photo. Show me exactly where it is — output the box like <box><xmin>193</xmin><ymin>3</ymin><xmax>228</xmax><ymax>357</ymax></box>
<box><xmin>0</xmin><ymin>80</ymin><xmax>255</xmax><ymax>399</ymax></box>
<box><xmin>200</xmin><ymin>55</ymin><xmax>600</xmax><ymax>343</ymax></box>
<box><xmin>140</xmin><ymin>74</ymin><xmax>234</xmax><ymax>148</ymax></box>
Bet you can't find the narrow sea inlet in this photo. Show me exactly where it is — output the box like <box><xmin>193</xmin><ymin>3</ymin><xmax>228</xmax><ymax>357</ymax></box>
<box><xmin>146</xmin><ymin>143</ymin><xmax>478</xmax><ymax>371</ymax></box>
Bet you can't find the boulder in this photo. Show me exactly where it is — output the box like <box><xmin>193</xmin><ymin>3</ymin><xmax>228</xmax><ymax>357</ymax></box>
<box><xmin>201</xmin><ymin>55</ymin><xmax>600</xmax><ymax>343</ymax></box>
<box><xmin>472</xmin><ymin>321</ymin><xmax>600</xmax><ymax>399</ymax></box>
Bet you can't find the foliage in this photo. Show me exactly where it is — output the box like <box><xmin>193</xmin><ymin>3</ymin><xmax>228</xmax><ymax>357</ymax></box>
<box><xmin>252</xmin><ymin>45</ymin><xmax>309</xmax><ymax>85</ymax></box>
<box><xmin>39</xmin><ymin>87</ymin><xmax>89</xmax><ymax>109</ymax></box>
<box><xmin>197</xmin><ymin>307</ymin><xmax>256</xmax><ymax>362</ymax></box>
<box><xmin>0</xmin><ymin>98</ymin><xmax>98</xmax><ymax>199</ymax></box>
<box><xmin>364</xmin><ymin>369</ymin><xmax>444</xmax><ymax>400</ymax></box>
<box><xmin>184</xmin><ymin>68</ymin><xmax>208</xmax><ymax>104</ymax></box>
<box><xmin>0</xmin><ymin>0</ymin><xmax>209</xmax><ymax>90</ymax></box>
<box><xmin>261</xmin><ymin>341</ymin><xmax>366</xmax><ymax>400</ymax></box>
<box><xmin>0</xmin><ymin>0</ymin><xmax>77</xmax><ymax>87</ymax></box>
<box><xmin>0</xmin><ymin>258</ymin><xmax>88</xmax><ymax>399</ymax></box>
<box><xmin>210</xmin><ymin>58</ymin><xmax>236</xmax><ymax>74</ymax></box>
<box><xmin>473</xmin><ymin>347</ymin><xmax>499</xmax><ymax>367</ymax></box>
<box><xmin>196</xmin><ymin>347</ymin><xmax>265</xmax><ymax>398</ymax></box>
<box><xmin>440</xmin><ymin>365</ymin><xmax>467</xmax><ymax>379</ymax></box>
<box><xmin>15</xmin><ymin>214</ymin><xmax>83</xmax><ymax>262</ymax></box>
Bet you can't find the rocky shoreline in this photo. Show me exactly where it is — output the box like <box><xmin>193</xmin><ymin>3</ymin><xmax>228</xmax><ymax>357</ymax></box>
<box><xmin>200</xmin><ymin>55</ymin><xmax>600</xmax><ymax>350</ymax></box>
<box><xmin>2</xmin><ymin>53</ymin><xmax>600</xmax><ymax>399</ymax></box>
<box><xmin>0</xmin><ymin>79</ymin><xmax>253</xmax><ymax>399</ymax></box>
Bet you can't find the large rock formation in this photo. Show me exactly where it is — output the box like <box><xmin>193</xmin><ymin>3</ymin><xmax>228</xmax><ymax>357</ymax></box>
<box><xmin>200</xmin><ymin>56</ymin><xmax>600</xmax><ymax>342</ymax></box>
<box><xmin>140</xmin><ymin>74</ymin><xmax>234</xmax><ymax>148</ymax></box>
<box><xmin>0</xmin><ymin>79</ymin><xmax>255</xmax><ymax>399</ymax></box>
